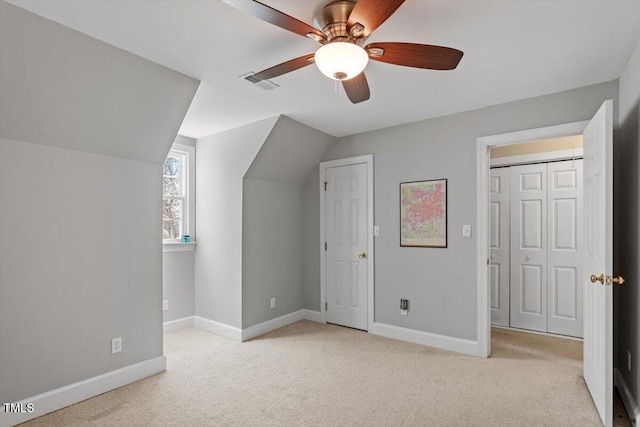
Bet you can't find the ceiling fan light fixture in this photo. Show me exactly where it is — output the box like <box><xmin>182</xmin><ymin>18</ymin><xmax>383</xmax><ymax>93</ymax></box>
<box><xmin>314</xmin><ymin>42</ymin><xmax>369</xmax><ymax>81</ymax></box>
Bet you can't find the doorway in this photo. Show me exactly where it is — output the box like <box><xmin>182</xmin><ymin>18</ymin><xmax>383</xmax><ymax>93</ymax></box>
<box><xmin>476</xmin><ymin>100</ymin><xmax>618</xmax><ymax>426</ymax></box>
<box><xmin>489</xmin><ymin>137</ymin><xmax>584</xmax><ymax>338</ymax></box>
<box><xmin>319</xmin><ymin>154</ymin><xmax>374</xmax><ymax>331</ymax></box>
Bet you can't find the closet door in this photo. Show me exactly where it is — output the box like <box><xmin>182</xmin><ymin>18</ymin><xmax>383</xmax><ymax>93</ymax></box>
<box><xmin>510</xmin><ymin>163</ymin><xmax>547</xmax><ymax>332</ymax></box>
<box><xmin>490</xmin><ymin>168</ymin><xmax>510</xmax><ymax>326</ymax></box>
<box><xmin>547</xmin><ymin>160</ymin><xmax>583</xmax><ymax>337</ymax></box>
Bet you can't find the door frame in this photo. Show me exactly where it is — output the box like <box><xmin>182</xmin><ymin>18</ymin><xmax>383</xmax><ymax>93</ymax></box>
<box><xmin>319</xmin><ymin>154</ymin><xmax>374</xmax><ymax>330</ymax></box>
<box><xmin>476</xmin><ymin>121</ymin><xmax>589</xmax><ymax>357</ymax></box>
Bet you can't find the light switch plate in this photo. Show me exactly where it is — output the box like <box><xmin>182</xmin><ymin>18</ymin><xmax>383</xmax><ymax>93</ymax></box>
<box><xmin>462</xmin><ymin>225</ymin><xmax>472</xmax><ymax>237</ymax></box>
<box><xmin>373</xmin><ymin>226</ymin><xmax>380</xmax><ymax>236</ymax></box>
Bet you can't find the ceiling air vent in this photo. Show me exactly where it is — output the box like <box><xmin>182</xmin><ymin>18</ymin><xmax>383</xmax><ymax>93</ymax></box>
<box><xmin>239</xmin><ymin>72</ymin><xmax>279</xmax><ymax>91</ymax></box>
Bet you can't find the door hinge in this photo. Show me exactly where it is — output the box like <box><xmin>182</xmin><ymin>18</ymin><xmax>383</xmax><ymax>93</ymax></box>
<box><xmin>325</xmin><ymin>302</ymin><xmax>328</xmax><ymax>311</ymax></box>
<box><xmin>325</xmin><ymin>242</ymin><xmax>327</xmax><ymax>251</ymax></box>
<box><xmin>324</xmin><ymin>181</ymin><xmax>327</xmax><ymax>191</ymax></box>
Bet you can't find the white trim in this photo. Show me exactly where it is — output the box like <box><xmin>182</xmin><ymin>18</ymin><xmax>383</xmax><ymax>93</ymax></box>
<box><xmin>369</xmin><ymin>323</ymin><xmax>478</xmax><ymax>356</ymax></box>
<box><xmin>301</xmin><ymin>309</ymin><xmax>324</xmax><ymax>323</ymax></box>
<box><xmin>476</xmin><ymin>121</ymin><xmax>589</xmax><ymax>359</ymax></box>
<box><xmin>491</xmin><ymin>325</ymin><xmax>583</xmax><ymax>342</ymax></box>
<box><xmin>490</xmin><ymin>148</ymin><xmax>583</xmax><ymax>167</ymax></box>
<box><xmin>0</xmin><ymin>356</ymin><xmax>166</xmax><ymax>427</ymax></box>
<box><xmin>162</xmin><ymin>242</ymin><xmax>197</xmax><ymax>253</ymax></box>
<box><xmin>615</xmin><ymin>368</ymin><xmax>640</xmax><ymax>425</ymax></box>
<box><xmin>194</xmin><ymin>316</ymin><xmax>242</xmax><ymax>342</ymax></box>
<box><xmin>319</xmin><ymin>154</ymin><xmax>375</xmax><ymax>330</ymax></box>
<box><xmin>241</xmin><ymin>310</ymin><xmax>305</xmax><ymax>341</ymax></box>
<box><xmin>163</xmin><ymin>316</ymin><xmax>195</xmax><ymax>333</ymax></box>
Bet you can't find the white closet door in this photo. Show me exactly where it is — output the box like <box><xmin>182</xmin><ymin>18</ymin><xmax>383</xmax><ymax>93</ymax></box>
<box><xmin>490</xmin><ymin>168</ymin><xmax>510</xmax><ymax>326</ymax></box>
<box><xmin>547</xmin><ymin>160</ymin><xmax>583</xmax><ymax>337</ymax></box>
<box><xmin>510</xmin><ymin>163</ymin><xmax>548</xmax><ymax>332</ymax></box>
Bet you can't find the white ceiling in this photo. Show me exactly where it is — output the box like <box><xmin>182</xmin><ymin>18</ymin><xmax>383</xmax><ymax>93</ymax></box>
<box><xmin>8</xmin><ymin>0</ymin><xmax>640</xmax><ymax>138</ymax></box>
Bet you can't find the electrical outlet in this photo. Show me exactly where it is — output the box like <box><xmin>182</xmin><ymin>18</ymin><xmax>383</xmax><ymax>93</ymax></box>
<box><xmin>400</xmin><ymin>299</ymin><xmax>409</xmax><ymax>315</ymax></box>
<box><xmin>111</xmin><ymin>337</ymin><xmax>122</xmax><ymax>354</ymax></box>
<box><xmin>628</xmin><ymin>350</ymin><xmax>632</xmax><ymax>371</ymax></box>
<box><xmin>162</xmin><ymin>300</ymin><xmax>169</xmax><ymax>311</ymax></box>
<box><xmin>270</xmin><ymin>298</ymin><xmax>276</xmax><ymax>309</ymax></box>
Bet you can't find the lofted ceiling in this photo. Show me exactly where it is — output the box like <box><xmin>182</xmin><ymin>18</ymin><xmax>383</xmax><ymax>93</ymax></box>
<box><xmin>7</xmin><ymin>0</ymin><xmax>640</xmax><ymax>138</ymax></box>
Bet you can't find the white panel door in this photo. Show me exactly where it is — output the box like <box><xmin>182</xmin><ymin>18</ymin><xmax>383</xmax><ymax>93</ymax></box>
<box><xmin>510</xmin><ymin>163</ymin><xmax>547</xmax><ymax>332</ymax></box>
<box><xmin>583</xmin><ymin>100</ymin><xmax>614</xmax><ymax>426</ymax></box>
<box><xmin>490</xmin><ymin>168</ymin><xmax>510</xmax><ymax>327</ymax></box>
<box><xmin>325</xmin><ymin>163</ymin><xmax>368</xmax><ymax>330</ymax></box>
<box><xmin>547</xmin><ymin>160</ymin><xmax>583</xmax><ymax>338</ymax></box>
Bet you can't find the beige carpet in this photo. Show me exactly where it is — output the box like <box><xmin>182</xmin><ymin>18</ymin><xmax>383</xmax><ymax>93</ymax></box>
<box><xmin>22</xmin><ymin>321</ymin><xmax>631</xmax><ymax>426</ymax></box>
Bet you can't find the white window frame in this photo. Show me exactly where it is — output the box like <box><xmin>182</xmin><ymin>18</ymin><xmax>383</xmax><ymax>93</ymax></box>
<box><xmin>163</xmin><ymin>142</ymin><xmax>196</xmax><ymax>252</ymax></box>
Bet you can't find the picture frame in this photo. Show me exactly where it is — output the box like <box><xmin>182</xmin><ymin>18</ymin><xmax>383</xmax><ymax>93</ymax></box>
<box><xmin>400</xmin><ymin>179</ymin><xmax>447</xmax><ymax>248</ymax></box>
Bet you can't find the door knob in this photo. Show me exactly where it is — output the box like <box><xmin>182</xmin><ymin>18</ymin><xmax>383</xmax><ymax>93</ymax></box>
<box><xmin>606</xmin><ymin>275</ymin><xmax>625</xmax><ymax>286</ymax></box>
<box><xmin>590</xmin><ymin>274</ymin><xmax>605</xmax><ymax>284</ymax></box>
<box><xmin>358</xmin><ymin>252</ymin><xmax>367</xmax><ymax>259</ymax></box>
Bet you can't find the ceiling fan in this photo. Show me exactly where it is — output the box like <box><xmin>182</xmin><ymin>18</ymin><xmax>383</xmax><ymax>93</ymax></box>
<box><xmin>224</xmin><ymin>0</ymin><xmax>463</xmax><ymax>104</ymax></box>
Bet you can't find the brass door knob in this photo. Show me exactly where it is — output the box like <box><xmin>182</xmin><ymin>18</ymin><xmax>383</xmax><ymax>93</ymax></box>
<box><xmin>358</xmin><ymin>252</ymin><xmax>367</xmax><ymax>259</ymax></box>
<box><xmin>606</xmin><ymin>275</ymin><xmax>625</xmax><ymax>286</ymax></box>
<box><xmin>590</xmin><ymin>274</ymin><xmax>604</xmax><ymax>284</ymax></box>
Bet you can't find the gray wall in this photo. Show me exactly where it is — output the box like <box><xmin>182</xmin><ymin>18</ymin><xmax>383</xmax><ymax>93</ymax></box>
<box><xmin>163</xmin><ymin>250</ymin><xmax>196</xmax><ymax>323</ymax></box>
<box><xmin>322</xmin><ymin>80</ymin><xmax>619</xmax><ymax>341</ymax></box>
<box><xmin>242</xmin><ymin>180</ymin><xmax>304</xmax><ymax>327</ymax></box>
<box><xmin>242</xmin><ymin>116</ymin><xmax>335</xmax><ymax>328</ymax></box>
<box><xmin>0</xmin><ymin>2</ymin><xmax>198</xmax><ymax>403</ymax></box>
<box><xmin>616</xmin><ymin>37</ymin><xmax>640</xmax><ymax>409</ymax></box>
<box><xmin>303</xmin><ymin>165</ymin><xmax>322</xmax><ymax>311</ymax></box>
<box><xmin>195</xmin><ymin>117</ymin><xmax>278</xmax><ymax>328</ymax></box>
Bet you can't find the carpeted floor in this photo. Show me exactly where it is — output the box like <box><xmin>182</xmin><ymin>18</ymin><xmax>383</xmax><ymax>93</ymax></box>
<box><xmin>22</xmin><ymin>321</ymin><xmax>631</xmax><ymax>426</ymax></box>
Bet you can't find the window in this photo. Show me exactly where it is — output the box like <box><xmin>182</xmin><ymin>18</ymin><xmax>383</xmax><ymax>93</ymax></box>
<box><xmin>163</xmin><ymin>149</ymin><xmax>189</xmax><ymax>241</ymax></box>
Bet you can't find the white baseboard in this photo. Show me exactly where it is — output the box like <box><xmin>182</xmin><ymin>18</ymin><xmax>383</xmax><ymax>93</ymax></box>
<box><xmin>301</xmin><ymin>309</ymin><xmax>324</xmax><ymax>323</ymax></box>
<box><xmin>0</xmin><ymin>356</ymin><xmax>166</xmax><ymax>427</ymax></box>
<box><xmin>163</xmin><ymin>316</ymin><xmax>195</xmax><ymax>334</ymax></box>
<box><xmin>369</xmin><ymin>322</ymin><xmax>479</xmax><ymax>356</ymax></box>
<box><xmin>194</xmin><ymin>316</ymin><xmax>242</xmax><ymax>342</ymax></box>
<box><xmin>615</xmin><ymin>368</ymin><xmax>640</xmax><ymax>425</ymax></box>
<box><xmin>242</xmin><ymin>310</ymin><xmax>306</xmax><ymax>341</ymax></box>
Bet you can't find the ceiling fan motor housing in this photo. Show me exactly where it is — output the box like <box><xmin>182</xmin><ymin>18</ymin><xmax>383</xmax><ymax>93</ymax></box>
<box><xmin>314</xmin><ymin>0</ymin><xmax>360</xmax><ymax>44</ymax></box>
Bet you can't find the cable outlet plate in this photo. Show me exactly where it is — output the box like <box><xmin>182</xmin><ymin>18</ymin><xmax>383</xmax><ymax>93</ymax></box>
<box><xmin>400</xmin><ymin>299</ymin><xmax>408</xmax><ymax>315</ymax></box>
<box><xmin>112</xmin><ymin>337</ymin><xmax>122</xmax><ymax>354</ymax></box>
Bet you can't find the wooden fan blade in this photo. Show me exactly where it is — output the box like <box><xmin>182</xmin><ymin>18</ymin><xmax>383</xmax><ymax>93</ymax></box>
<box><xmin>365</xmin><ymin>42</ymin><xmax>463</xmax><ymax>70</ymax></box>
<box><xmin>342</xmin><ymin>72</ymin><xmax>370</xmax><ymax>104</ymax></box>
<box><xmin>224</xmin><ymin>0</ymin><xmax>326</xmax><ymax>42</ymax></box>
<box><xmin>347</xmin><ymin>0</ymin><xmax>405</xmax><ymax>38</ymax></box>
<box><xmin>246</xmin><ymin>54</ymin><xmax>315</xmax><ymax>82</ymax></box>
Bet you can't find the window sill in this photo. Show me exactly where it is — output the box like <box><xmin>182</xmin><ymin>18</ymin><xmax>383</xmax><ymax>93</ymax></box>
<box><xmin>163</xmin><ymin>241</ymin><xmax>197</xmax><ymax>253</ymax></box>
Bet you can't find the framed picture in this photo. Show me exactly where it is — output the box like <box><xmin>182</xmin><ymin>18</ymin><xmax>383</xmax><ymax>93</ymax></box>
<box><xmin>400</xmin><ymin>179</ymin><xmax>447</xmax><ymax>248</ymax></box>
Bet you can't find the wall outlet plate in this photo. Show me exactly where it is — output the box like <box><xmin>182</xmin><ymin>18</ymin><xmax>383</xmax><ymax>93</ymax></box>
<box><xmin>270</xmin><ymin>298</ymin><xmax>276</xmax><ymax>309</ymax></box>
<box><xmin>462</xmin><ymin>225</ymin><xmax>472</xmax><ymax>237</ymax></box>
<box><xmin>162</xmin><ymin>300</ymin><xmax>168</xmax><ymax>311</ymax></box>
<box><xmin>400</xmin><ymin>299</ymin><xmax>409</xmax><ymax>314</ymax></box>
<box><xmin>112</xmin><ymin>337</ymin><xmax>122</xmax><ymax>354</ymax></box>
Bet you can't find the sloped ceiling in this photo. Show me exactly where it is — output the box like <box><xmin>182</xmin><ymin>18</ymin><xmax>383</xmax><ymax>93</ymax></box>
<box><xmin>5</xmin><ymin>0</ymin><xmax>640</xmax><ymax>139</ymax></box>
<box><xmin>0</xmin><ymin>1</ymin><xmax>199</xmax><ymax>164</ymax></box>
<box><xmin>245</xmin><ymin>116</ymin><xmax>336</xmax><ymax>185</ymax></box>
